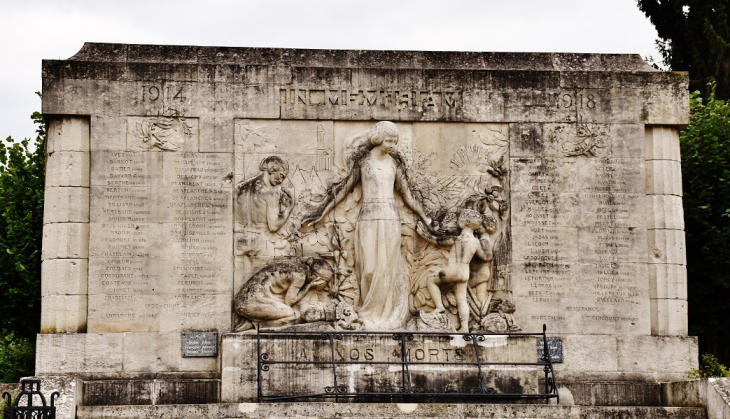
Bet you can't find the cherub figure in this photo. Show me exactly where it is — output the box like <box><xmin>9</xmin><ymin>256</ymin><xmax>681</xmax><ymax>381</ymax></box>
<box><xmin>416</xmin><ymin>209</ymin><xmax>490</xmax><ymax>333</ymax></box>
<box><xmin>468</xmin><ymin>213</ymin><xmax>498</xmax><ymax>309</ymax></box>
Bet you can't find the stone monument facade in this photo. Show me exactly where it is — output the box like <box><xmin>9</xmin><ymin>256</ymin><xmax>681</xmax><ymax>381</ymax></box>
<box><xmin>38</xmin><ymin>43</ymin><xmax>695</xmax><ymax>412</ymax></box>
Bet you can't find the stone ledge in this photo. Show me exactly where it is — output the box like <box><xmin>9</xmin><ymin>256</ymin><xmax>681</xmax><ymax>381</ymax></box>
<box><xmin>65</xmin><ymin>43</ymin><xmax>661</xmax><ymax>72</ymax></box>
<box><xmin>75</xmin><ymin>402</ymin><xmax>706</xmax><ymax>419</ymax></box>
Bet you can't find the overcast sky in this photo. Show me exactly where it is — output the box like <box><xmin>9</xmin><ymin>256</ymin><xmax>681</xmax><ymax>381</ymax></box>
<box><xmin>0</xmin><ymin>0</ymin><xmax>661</xmax><ymax>143</ymax></box>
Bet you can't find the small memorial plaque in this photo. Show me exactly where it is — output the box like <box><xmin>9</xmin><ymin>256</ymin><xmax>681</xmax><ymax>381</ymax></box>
<box><xmin>536</xmin><ymin>338</ymin><xmax>563</xmax><ymax>363</ymax></box>
<box><xmin>182</xmin><ymin>331</ymin><xmax>218</xmax><ymax>357</ymax></box>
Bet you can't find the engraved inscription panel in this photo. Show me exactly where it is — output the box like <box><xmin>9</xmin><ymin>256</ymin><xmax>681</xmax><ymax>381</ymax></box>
<box><xmin>88</xmin><ymin>143</ymin><xmax>234</xmax><ymax>333</ymax></box>
<box><xmin>510</xmin><ymin>122</ymin><xmax>649</xmax><ymax>335</ymax></box>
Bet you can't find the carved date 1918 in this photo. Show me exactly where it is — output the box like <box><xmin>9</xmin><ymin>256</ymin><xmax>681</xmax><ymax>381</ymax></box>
<box><xmin>558</xmin><ymin>92</ymin><xmax>597</xmax><ymax>109</ymax></box>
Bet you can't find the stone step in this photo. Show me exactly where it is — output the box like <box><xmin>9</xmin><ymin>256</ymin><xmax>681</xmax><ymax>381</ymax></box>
<box><xmin>76</xmin><ymin>402</ymin><xmax>707</xmax><ymax>419</ymax></box>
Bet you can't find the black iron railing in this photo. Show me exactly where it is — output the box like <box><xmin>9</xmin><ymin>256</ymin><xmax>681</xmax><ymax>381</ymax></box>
<box><xmin>256</xmin><ymin>324</ymin><xmax>558</xmax><ymax>403</ymax></box>
<box><xmin>2</xmin><ymin>379</ymin><xmax>59</xmax><ymax>419</ymax></box>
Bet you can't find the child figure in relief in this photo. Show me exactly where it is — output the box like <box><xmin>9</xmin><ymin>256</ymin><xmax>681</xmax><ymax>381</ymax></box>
<box><xmin>468</xmin><ymin>213</ymin><xmax>497</xmax><ymax>310</ymax></box>
<box><xmin>417</xmin><ymin>209</ymin><xmax>490</xmax><ymax>333</ymax></box>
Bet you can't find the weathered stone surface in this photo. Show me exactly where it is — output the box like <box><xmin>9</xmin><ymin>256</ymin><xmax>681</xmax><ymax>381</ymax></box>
<box><xmin>645</xmin><ymin>160</ymin><xmax>683</xmax><ymax>196</ymax></box>
<box><xmin>90</xmin><ymin>115</ymin><xmax>127</xmax><ymax>151</ymax></box>
<box><xmin>18</xmin><ymin>376</ymin><xmax>80</xmax><ymax>419</ymax></box>
<box><xmin>47</xmin><ymin>117</ymin><xmax>90</xmax><ymax>153</ymax></box>
<box><xmin>647</xmin><ymin>229</ymin><xmax>687</xmax><ymax>265</ymax></box>
<box><xmin>222</xmin><ymin>333</ymin><xmax>542</xmax><ymax>403</ymax></box>
<box><xmin>75</xmin><ymin>402</ymin><xmax>707</xmax><ymax>419</ymax></box>
<box><xmin>616</xmin><ymin>335</ymin><xmax>697</xmax><ymax>379</ymax></box>
<box><xmin>649</xmin><ymin>263</ymin><xmax>687</xmax><ymax>300</ymax></box>
<box><xmin>41</xmin><ymin>259</ymin><xmax>88</xmax><ymax>296</ymax></box>
<box><xmin>82</xmin><ymin>380</ymin><xmax>154</xmax><ymax>406</ymax></box>
<box><xmin>662</xmin><ymin>378</ymin><xmax>730</xmax><ymax>419</ymax></box>
<box><xmin>36</xmin><ymin>332</ymin><xmax>217</xmax><ymax>375</ymax></box>
<box><xmin>42</xmin><ymin>222</ymin><xmax>89</xmax><ymax>260</ymax></box>
<box><xmin>559</xmin><ymin>381</ymin><xmax>661</xmax><ymax>406</ymax></box>
<box><xmin>646</xmin><ymin>195</ymin><xmax>685</xmax><ymax>230</ymax></box>
<box><xmin>645</xmin><ymin>126</ymin><xmax>681</xmax><ymax>162</ymax></box>
<box><xmin>40</xmin><ymin>295</ymin><xmax>87</xmax><ymax>333</ymax></box>
<box><xmin>80</xmin><ymin>379</ymin><xmax>219</xmax><ymax>406</ymax></box>
<box><xmin>43</xmin><ymin>187</ymin><xmax>90</xmax><ymax>223</ymax></box>
<box><xmin>46</xmin><ymin>152</ymin><xmax>90</xmax><ymax>187</ymax></box>
<box><xmin>650</xmin><ymin>298</ymin><xmax>689</xmax><ymax>336</ymax></box>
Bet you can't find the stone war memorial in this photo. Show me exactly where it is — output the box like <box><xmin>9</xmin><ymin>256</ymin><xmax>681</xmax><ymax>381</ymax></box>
<box><xmin>35</xmin><ymin>43</ymin><xmax>709</xmax><ymax>418</ymax></box>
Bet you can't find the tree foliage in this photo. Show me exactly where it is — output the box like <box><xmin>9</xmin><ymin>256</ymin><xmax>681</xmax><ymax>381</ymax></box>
<box><xmin>0</xmin><ymin>332</ymin><xmax>35</xmax><ymax>383</ymax></box>
<box><xmin>687</xmin><ymin>353</ymin><xmax>730</xmax><ymax>378</ymax></box>
<box><xmin>681</xmin><ymin>84</ymin><xmax>730</xmax><ymax>365</ymax></box>
<box><xmin>638</xmin><ymin>0</ymin><xmax>730</xmax><ymax>99</ymax></box>
<box><xmin>0</xmin><ymin>106</ymin><xmax>45</xmax><ymax>341</ymax></box>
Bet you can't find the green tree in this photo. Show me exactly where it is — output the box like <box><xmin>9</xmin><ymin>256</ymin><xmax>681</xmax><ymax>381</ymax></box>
<box><xmin>0</xmin><ymin>102</ymin><xmax>45</xmax><ymax>381</ymax></box>
<box><xmin>0</xmin><ymin>332</ymin><xmax>35</xmax><ymax>383</ymax></box>
<box><xmin>638</xmin><ymin>0</ymin><xmax>730</xmax><ymax>99</ymax></box>
<box><xmin>681</xmin><ymin>84</ymin><xmax>730</xmax><ymax>365</ymax></box>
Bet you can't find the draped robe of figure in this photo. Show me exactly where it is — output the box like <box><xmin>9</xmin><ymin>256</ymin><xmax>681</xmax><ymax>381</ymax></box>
<box><xmin>312</xmin><ymin>151</ymin><xmax>427</xmax><ymax>330</ymax></box>
<box><xmin>356</xmin><ymin>155</ymin><xmax>409</xmax><ymax>329</ymax></box>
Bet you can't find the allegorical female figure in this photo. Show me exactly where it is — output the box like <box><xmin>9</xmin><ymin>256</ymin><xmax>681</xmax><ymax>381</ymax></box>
<box><xmin>305</xmin><ymin>121</ymin><xmax>431</xmax><ymax>330</ymax></box>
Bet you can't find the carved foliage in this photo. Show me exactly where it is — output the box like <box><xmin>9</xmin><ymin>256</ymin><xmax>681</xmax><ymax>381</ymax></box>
<box><xmin>136</xmin><ymin>109</ymin><xmax>192</xmax><ymax>151</ymax></box>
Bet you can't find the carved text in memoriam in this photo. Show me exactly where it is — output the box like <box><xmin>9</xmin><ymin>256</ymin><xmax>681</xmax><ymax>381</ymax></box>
<box><xmin>280</xmin><ymin>88</ymin><xmax>462</xmax><ymax>110</ymax></box>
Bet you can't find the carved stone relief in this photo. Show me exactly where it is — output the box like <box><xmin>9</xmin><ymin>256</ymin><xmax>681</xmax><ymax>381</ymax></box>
<box><xmin>134</xmin><ymin>109</ymin><xmax>193</xmax><ymax>151</ymax></box>
<box><xmin>232</xmin><ymin>121</ymin><xmax>515</xmax><ymax>333</ymax></box>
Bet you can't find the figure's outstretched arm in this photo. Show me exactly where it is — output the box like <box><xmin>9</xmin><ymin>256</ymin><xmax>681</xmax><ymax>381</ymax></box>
<box><xmin>304</xmin><ymin>167</ymin><xmax>361</xmax><ymax>226</ymax></box>
<box><xmin>416</xmin><ymin>221</ymin><xmax>456</xmax><ymax>247</ymax></box>
<box><xmin>394</xmin><ymin>163</ymin><xmax>431</xmax><ymax>226</ymax></box>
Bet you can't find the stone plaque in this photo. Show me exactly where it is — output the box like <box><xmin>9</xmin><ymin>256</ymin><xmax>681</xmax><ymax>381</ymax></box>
<box><xmin>182</xmin><ymin>331</ymin><xmax>218</xmax><ymax>357</ymax></box>
<box><xmin>536</xmin><ymin>337</ymin><xmax>563</xmax><ymax>363</ymax></box>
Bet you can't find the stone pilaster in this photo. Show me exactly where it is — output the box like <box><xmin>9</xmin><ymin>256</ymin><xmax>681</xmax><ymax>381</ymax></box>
<box><xmin>644</xmin><ymin>126</ymin><xmax>687</xmax><ymax>335</ymax></box>
<box><xmin>41</xmin><ymin>117</ymin><xmax>90</xmax><ymax>333</ymax></box>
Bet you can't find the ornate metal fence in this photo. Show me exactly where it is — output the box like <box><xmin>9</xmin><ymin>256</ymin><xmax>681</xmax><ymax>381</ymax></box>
<box><xmin>256</xmin><ymin>324</ymin><xmax>558</xmax><ymax>403</ymax></box>
<box><xmin>2</xmin><ymin>379</ymin><xmax>59</xmax><ymax>419</ymax></box>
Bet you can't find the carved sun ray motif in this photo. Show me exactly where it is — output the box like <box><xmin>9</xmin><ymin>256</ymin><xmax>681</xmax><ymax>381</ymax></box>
<box><xmin>450</xmin><ymin>145</ymin><xmax>490</xmax><ymax>172</ymax></box>
<box><xmin>437</xmin><ymin>174</ymin><xmax>485</xmax><ymax>205</ymax></box>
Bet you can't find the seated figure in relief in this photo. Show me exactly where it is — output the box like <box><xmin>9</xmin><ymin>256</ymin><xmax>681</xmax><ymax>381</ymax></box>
<box><xmin>417</xmin><ymin>209</ymin><xmax>491</xmax><ymax>333</ymax></box>
<box><xmin>236</xmin><ymin>155</ymin><xmax>294</xmax><ymax>234</ymax></box>
<box><xmin>234</xmin><ymin>258</ymin><xmax>334</xmax><ymax>330</ymax></box>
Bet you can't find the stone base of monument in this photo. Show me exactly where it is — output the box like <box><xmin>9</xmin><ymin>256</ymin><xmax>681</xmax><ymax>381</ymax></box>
<box><xmin>221</xmin><ymin>331</ymin><xmax>548</xmax><ymax>403</ymax></box>
<box><xmin>32</xmin><ymin>332</ymin><xmax>703</xmax><ymax>418</ymax></box>
<box><xmin>75</xmin><ymin>402</ymin><xmax>707</xmax><ymax>418</ymax></box>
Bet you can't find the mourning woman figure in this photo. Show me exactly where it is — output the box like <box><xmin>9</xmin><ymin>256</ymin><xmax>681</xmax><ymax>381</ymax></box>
<box><xmin>306</xmin><ymin>121</ymin><xmax>431</xmax><ymax>329</ymax></box>
<box><xmin>236</xmin><ymin>155</ymin><xmax>293</xmax><ymax>233</ymax></box>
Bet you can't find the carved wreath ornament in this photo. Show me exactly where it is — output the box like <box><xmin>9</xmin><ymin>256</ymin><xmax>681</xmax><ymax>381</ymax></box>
<box><xmin>136</xmin><ymin>109</ymin><xmax>193</xmax><ymax>151</ymax></box>
<box><xmin>561</xmin><ymin>121</ymin><xmax>605</xmax><ymax>157</ymax></box>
